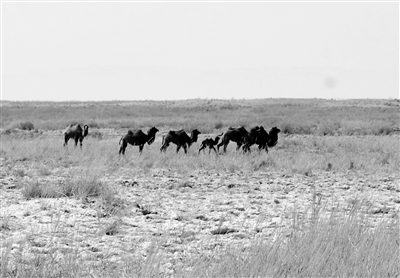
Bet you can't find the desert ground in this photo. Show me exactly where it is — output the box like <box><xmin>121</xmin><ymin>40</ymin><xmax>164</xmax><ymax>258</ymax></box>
<box><xmin>1</xmin><ymin>99</ymin><xmax>399</xmax><ymax>277</ymax></box>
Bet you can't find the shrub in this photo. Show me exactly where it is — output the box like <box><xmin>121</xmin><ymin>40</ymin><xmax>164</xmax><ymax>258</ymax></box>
<box><xmin>253</xmin><ymin>159</ymin><xmax>275</xmax><ymax>171</ymax></box>
<box><xmin>21</xmin><ymin>182</ymin><xmax>61</xmax><ymax>199</ymax></box>
<box><xmin>38</xmin><ymin>167</ymin><xmax>52</xmax><ymax>176</ymax></box>
<box><xmin>89</xmin><ymin>130</ymin><xmax>103</xmax><ymax>139</ymax></box>
<box><xmin>21</xmin><ymin>177</ymin><xmax>112</xmax><ymax>200</ymax></box>
<box><xmin>19</xmin><ymin>121</ymin><xmax>35</xmax><ymax>130</ymax></box>
<box><xmin>296</xmin><ymin>124</ymin><xmax>314</xmax><ymax>135</ymax></box>
<box><xmin>214</xmin><ymin>121</ymin><xmax>224</xmax><ymax>130</ymax></box>
<box><xmin>318</xmin><ymin>124</ymin><xmax>335</xmax><ymax>136</ymax></box>
<box><xmin>87</xmin><ymin>121</ymin><xmax>101</xmax><ymax>129</ymax></box>
<box><xmin>0</xmin><ymin>216</ymin><xmax>11</xmax><ymax>231</ymax></box>
<box><xmin>373</xmin><ymin>125</ymin><xmax>393</xmax><ymax>135</ymax></box>
<box><xmin>14</xmin><ymin>169</ymin><xmax>26</xmax><ymax>177</ymax></box>
<box><xmin>61</xmin><ymin>176</ymin><xmax>110</xmax><ymax>199</ymax></box>
<box><xmin>2</xmin><ymin>128</ymin><xmax>14</xmax><ymax>135</ymax></box>
<box><xmin>21</xmin><ymin>182</ymin><xmax>43</xmax><ymax>199</ymax></box>
<box><xmin>102</xmin><ymin>219</ymin><xmax>121</xmax><ymax>236</ymax></box>
<box><xmin>101</xmin><ymin>194</ymin><xmax>126</xmax><ymax>217</ymax></box>
<box><xmin>281</xmin><ymin>123</ymin><xmax>296</xmax><ymax>134</ymax></box>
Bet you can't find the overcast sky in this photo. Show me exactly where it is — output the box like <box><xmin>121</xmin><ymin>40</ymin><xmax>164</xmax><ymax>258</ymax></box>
<box><xmin>2</xmin><ymin>1</ymin><xmax>399</xmax><ymax>101</ymax></box>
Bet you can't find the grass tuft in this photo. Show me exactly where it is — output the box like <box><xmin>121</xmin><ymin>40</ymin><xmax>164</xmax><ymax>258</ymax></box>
<box><xmin>181</xmin><ymin>202</ymin><xmax>400</xmax><ymax>277</ymax></box>
<box><xmin>21</xmin><ymin>181</ymin><xmax>61</xmax><ymax>199</ymax></box>
<box><xmin>61</xmin><ymin>176</ymin><xmax>108</xmax><ymax>199</ymax></box>
<box><xmin>21</xmin><ymin>176</ymin><xmax>113</xmax><ymax>200</ymax></box>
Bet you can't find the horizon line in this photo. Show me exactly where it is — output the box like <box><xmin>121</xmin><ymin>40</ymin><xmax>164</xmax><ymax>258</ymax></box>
<box><xmin>2</xmin><ymin>97</ymin><xmax>399</xmax><ymax>102</ymax></box>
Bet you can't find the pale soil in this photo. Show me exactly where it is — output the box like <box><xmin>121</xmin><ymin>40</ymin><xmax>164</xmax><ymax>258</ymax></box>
<box><xmin>1</xmin><ymin>159</ymin><xmax>399</xmax><ymax>274</ymax></box>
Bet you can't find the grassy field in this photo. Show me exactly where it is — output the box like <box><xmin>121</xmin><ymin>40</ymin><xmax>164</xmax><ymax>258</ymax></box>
<box><xmin>2</xmin><ymin>98</ymin><xmax>399</xmax><ymax>135</ymax></box>
<box><xmin>2</xmin><ymin>133</ymin><xmax>399</xmax><ymax>175</ymax></box>
<box><xmin>1</xmin><ymin>98</ymin><xmax>399</xmax><ymax>277</ymax></box>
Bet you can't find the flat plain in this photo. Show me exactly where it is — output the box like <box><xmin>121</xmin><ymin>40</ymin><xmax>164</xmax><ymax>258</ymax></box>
<box><xmin>1</xmin><ymin>98</ymin><xmax>399</xmax><ymax>277</ymax></box>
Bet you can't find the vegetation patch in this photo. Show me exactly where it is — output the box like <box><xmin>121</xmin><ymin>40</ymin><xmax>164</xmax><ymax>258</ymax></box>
<box><xmin>2</xmin><ymin>99</ymin><xmax>399</xmax><ymax>135</ymax></box>
<box><xmin>21</xmin><ymin>177</ymin><xmax>113</xmax><ymax>200</ymax></box>
<box><xmin>182</xmin><ymin>203</ymin><xmax>400</xmax><ymax>277</ymax></box>
<box><xmin>18</xmin><ymin>121</ymin><xmax>35</xmax><ymax>131</ymax></box>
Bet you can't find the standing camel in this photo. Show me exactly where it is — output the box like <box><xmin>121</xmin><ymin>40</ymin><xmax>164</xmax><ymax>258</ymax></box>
<box><xmin>64</xmin><ymin>124</ymin><xmax>89</xmax><ymax>148</ymax></box>
<box><xmin>119</xmin><ymin>127</ymin><xmax>159</xmax><ymax>155</ymax></box>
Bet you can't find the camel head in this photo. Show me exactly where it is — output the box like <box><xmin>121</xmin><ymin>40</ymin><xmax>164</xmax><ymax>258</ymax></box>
<box><xmin>214</xmin><ymin>133</ymin><xmax>223</xmax><ymax>144</ymax></box>
<box><xmin>267</xmin><ymin>127</ymin><xmax>281</xmax><ymax>148</ymax></box>
<box><xmin>190</xmin><ymin>129</ymin><xmax>201</xmax><ymax>143</ymax></box>
<box><xmin>83</xmin><ymin>125</ymin><xmax>89</xmax><ymax>137</ymax></box>
<box><xmin>146</xmin><ymin>127</ymin><xmax>159</xmax><ymax>145</ymax></box>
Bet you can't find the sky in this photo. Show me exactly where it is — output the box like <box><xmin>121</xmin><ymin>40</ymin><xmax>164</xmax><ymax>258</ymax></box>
<box><xmin>1</xmin><ymin>1</ymin><xmax>399</xmax><ymax>101</ymax></box>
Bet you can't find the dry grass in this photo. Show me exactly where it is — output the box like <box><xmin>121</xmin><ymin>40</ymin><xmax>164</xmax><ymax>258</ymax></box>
<box><xmin>1</xmin><ymin>196</ymin><xmax>398</xmax><ymax>277</ymax></box>
<box><xmin>2</xmin><ymin>98</ymin><xmax>399</xmax><ymax>135</ymax></box>
<box><xmin>2</xmin><ymin>132</ymin><xmax>399</xmax><ymax>277</ymax></box>
<box><xmin>2</xmin><ymin>133</ymin><xmax>398</xmax><ymax>176</ymax></box>
<box><xmin>1</xmin><ymin>99</ymin><xmax>399</xmax><ymax>277</ymax></box>
<box><xmin>181</xmin><ymin>200</ymin><xmax>399</xmax><ymax>278</ymax></box>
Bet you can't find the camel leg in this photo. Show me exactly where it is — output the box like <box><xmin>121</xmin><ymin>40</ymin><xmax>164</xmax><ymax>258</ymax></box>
<box><xmin>243</xmin><ymin>143</ymin><xmax>251</xmax><ymax>153</ymax></box>
<box><xmin>139</xmin><ymin>144</ymin><xmax>144</xmax><ymax>154</ymax></box>
<box><xmin>218</xmin><ymin>140</ymin><xmax>229</xmax><ymax>153</ymax></box>
<box><xmin>183</xmin><ymin>145</ymin><xmax>188</xmax><ymax>154</ymax></box>
<box><xmin>64</xmin><ymin>136</ymin><xmax>69</xmax><ymax>147</ymax></box>
<box><xmin>236</xmin><ymin>143</ymin><xmax>242</xmax><ymax>151</ymax></box>
<box><xmin>198</xmin><ymin>144</ymin><xmax>206</xmax><ymax>154</ymax></box>
<box><xmin>160</xmin><ymin>143</ymin><xmax>168</xmax><ymax>152</ymax></box>
<box><xmin>223</xmin><ymin>142</ymin><xmax>228</xmax><ymax>153</ymax></box>
<box><xmin>176</xmin><ymin>145</ymin><xmax>181</xmax><ymax>153</ymax></box>
<box><xmin>119</xmin><ymin>140</ymin><xmax>128</xmax><ymax>155</ymax></box>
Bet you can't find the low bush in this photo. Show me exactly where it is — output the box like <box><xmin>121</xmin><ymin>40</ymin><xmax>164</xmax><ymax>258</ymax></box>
<box><xmin>89</xmin><ymin>130</ymin><xmax>103</xmax><ymax>139</ymax></box>
<box><xmin>21</xmin><ymin>181</ymin><xmax>61</xmax><ymax>199</ymax></box>
<box><xmin>214</xmin><ymin>121</ymin><xmax>224</xmax><ymax>130</ymax></box>
<box><xmin>372</xmin><ymin>125</ymin><xmax>394</xmax><ymax>135</ymax></box>
<box><xmin>21</xmin><ymin>177</ymin><xmax>112</xmax><ymax>200</ymax></box>
<box><xmin>19</xmin><ymin>121</ymin><xmax>35</xmax><ymax>131</ymax></box>
<box><xmin>87</xmin><ymin>121</ymin><xmax>102</xmax><ymax>129</ymax></box>
<box><xmin>280</xmin><ymin>122</ymin><xmax>296</xmax><ymax>134</ymax></box>
<box><xmin>61</xmin><ymin>176</ymin><xmax>110</xmax><ymax>199</ymax></box>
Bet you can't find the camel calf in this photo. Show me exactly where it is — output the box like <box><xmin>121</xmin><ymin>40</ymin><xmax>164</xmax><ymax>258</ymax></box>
<box><xmin>198</xmin><ymin>134</ymin><xmax>223</xmax><ymax>154</ymax></box>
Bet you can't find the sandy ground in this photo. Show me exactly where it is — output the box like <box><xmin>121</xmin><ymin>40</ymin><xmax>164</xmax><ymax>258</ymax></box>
<box><xmin>1</xmin><ymin>161</ymin><xmax>399</xmax><ymax>274</ymax></box>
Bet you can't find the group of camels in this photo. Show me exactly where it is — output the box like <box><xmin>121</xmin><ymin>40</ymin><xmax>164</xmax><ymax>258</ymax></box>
<box><xmin>63</xmin><ymin>124</ymin><xmax>281</xmax><ymax>155</ymax></box>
